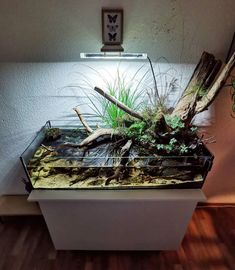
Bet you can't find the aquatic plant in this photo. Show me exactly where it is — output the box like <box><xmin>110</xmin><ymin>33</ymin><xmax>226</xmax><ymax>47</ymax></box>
<box><xmin>98</xmin><ymin>69</ymin><xmax>146</xmax><ymax>128</ymax></box>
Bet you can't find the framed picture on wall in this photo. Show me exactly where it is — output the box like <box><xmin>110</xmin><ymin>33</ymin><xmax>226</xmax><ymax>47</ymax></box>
<box><xmin>226</xmin><ymin>32</ymin><xmax>235</xmax><ymax>63</ymax></box>
<box><xmin>102</xmin><ymin>9</ymin><xmax>123</xmax><ymax>47</ymax></box>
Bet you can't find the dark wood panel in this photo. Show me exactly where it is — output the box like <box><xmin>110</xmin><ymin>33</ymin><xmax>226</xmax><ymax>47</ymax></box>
<box><xmin>0</xmin><ymin>207</ymin><xmax>235</xmax><ymax>270</ymax></box>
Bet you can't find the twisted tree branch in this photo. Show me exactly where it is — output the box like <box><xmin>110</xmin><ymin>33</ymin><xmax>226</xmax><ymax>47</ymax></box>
<box><xmin>79</xmin><ymin>128</ymin><xmax>122</xmax><ymax>148</ymax></box>
<box><xmin>73</xmin><ymin>106</ymin><xmax>93</xmax><ymax>133</ymax></box>
<box><xmin>94</xmin><ymin>86</ymin><xmax>144</xmax><ymax>121</ymax></box>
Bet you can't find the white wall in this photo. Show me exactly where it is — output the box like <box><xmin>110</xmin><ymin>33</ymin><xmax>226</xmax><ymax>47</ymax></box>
<box><xmin>0</xmin><ymin>0</ymin><xmax>234</xmax><ymax>63</ymax></box>
<box><xmin>0</xmin><ymin>63</ymin><xmax>79</xmax><ymax>193</ymax></box>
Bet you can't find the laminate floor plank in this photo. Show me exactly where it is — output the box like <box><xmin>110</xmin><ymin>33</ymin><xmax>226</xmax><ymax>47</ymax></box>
<box><xmin>0</xmin><ymin>208</ymin><xmax>235</xmax><ymax>270</ymax></box>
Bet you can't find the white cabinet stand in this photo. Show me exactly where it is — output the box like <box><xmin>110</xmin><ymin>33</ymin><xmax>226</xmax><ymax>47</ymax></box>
<box><xmin>28</xmin><ymin>189</ymin><xmax>205</xmax><ymax>250</ymax></box>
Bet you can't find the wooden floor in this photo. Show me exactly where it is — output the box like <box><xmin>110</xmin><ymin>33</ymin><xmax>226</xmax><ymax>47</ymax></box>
<box><xmin>0</xmin><ymin>207</ymin><xmax>235</xmax><ymax>270</ymax></box>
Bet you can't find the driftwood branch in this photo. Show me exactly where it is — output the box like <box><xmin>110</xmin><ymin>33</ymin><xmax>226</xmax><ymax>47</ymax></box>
<box><xmin>195</xmin><ymin>51</ymin><xmax>235</xmax><ymax>113</ymax></box>
<box><xmin>94</xmin><ymin>87</ymin><xmax>144</xmax><ymax>121</ymax></box>
<box><xmin>105</xmin><ymin>165</ymin><xmax>123</xmax><ymax>185</ymax></box>
<box><xmin>79</xmin><ymin>128</ymin><xmax>122</xmax><ymax>148</ymax></box>
<box><xmin>172</xmin><ymin>52</ymin><xmax>222</xmax><ymax>122</ymax></box>
<box><xmin>41</xmin><ymin>144</ymin><xmax>54</xmax><ymax>152</ymax></box>
<box><xmin>120</xmin><ymin>139</ymin><xmax>132</xmax><ymax>155</ymax></box>
<box><xmin>73</xmin><ymin>107</ymin><xmax>93</xmax><ymax>133</ymax></box>
<box><xmin>56</xmin><ymin>143</ymin><xmax>80</xmax><ymax>149</ymax></box>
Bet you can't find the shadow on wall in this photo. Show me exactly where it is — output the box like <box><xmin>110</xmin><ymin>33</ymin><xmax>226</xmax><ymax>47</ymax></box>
<box><xmin>203</xmin><ymin>74</ymin><xmax>235</xmax><ymax>203</ymax></box>
<box><xmin>0</xmin><ymin>128</ymin><xmax>39</xmax><ymax>195</ymax></box>
<box><xmin>0</xmin><ymin>160</ymin><xmax>26</xmax><ymax>195</ymax></box>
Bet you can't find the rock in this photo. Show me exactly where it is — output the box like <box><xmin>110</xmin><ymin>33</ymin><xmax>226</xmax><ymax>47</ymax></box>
<box><xmin>45</xmin><ymin>128</ymin><xmax>61</xmax><ymax>141</ymax></box>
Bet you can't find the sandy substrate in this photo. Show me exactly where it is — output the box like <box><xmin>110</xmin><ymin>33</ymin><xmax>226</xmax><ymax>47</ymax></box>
<box><xmin>33</xmin><ymin>173</ymin><xmax>203</xmax><ymax>189</ymax></box>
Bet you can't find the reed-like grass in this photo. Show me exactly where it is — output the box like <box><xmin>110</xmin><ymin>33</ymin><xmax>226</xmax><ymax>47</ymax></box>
<box><xmin>77</xmin><ymin>64</ymin><xmax>149</xmax><ymax>128</ymax></box>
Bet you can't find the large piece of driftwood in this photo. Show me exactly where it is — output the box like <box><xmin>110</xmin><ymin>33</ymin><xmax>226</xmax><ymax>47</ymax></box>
<box><xmin>195</xmin><ymin>51</ymin><xmax>235</xmax><ymax>114</ymax></box>
<box><xmin>94</xmin><ymin>87</ymin><xmax>144</xmax><ymax>121</ymax></box>
<box><xmin>79</xmin><ymin>128</ymin><xmax>121</xmax><ymax>148</ymax></box>
<box><xmin>172</xmin><ymin>52</ymin><xmax>222</xmax><ymax>121</ymax></box>
<box><xmin>73</xmin><ymin>107</ymin><xmax>93</xmax><ymax>133</ymax></box>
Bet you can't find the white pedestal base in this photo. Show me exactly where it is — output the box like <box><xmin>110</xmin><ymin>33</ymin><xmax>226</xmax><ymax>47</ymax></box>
<box><xmin>28</xmin><ymin>189</ymin><xmax>205</xmax><ymax>250</ymax></box>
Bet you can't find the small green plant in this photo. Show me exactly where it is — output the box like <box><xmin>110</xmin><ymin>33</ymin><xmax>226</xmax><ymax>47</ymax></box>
<box><xmin>179</xmin><ymin>144</ymin><xmax>189</xmax><ymax>154</ymax></box>
<box><xmin>156</xmin><ymin>139</ymin><xmax>190</xmax><ymax>155</ymax></box>
<box><xmin>156</xmin><ymin>137</ymin><xmax>177</xmax><ymax>154</ymax></box>
<box><xmin>124</xmin><ymin>121</ymin><xmax>149</xmax><ymax>141</ymax></box>
<box><xmin>165</xmin><ymin>115</ymin><xmax>185</xmax><ymax>131</ymax></box>
<box><xmin>126</xmin><ymin>121</ymin><xmax>146</xmax><ymax>135</ymax></box>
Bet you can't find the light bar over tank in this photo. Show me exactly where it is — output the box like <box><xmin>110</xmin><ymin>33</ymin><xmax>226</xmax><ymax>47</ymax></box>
<box><xmin>80</xmin><ymin>52</ymin><xmax>148</xmax><ymax>60</ymax></box>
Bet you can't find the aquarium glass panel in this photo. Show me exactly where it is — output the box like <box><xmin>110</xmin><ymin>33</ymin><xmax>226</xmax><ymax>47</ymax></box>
<box><xmin>20</xmin><ymin>119</ymin><xmax>214</xmax><ymax>190</ymax></box>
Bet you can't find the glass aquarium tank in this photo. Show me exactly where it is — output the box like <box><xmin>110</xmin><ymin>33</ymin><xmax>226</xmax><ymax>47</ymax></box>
<box><xmin>20</xmin><ymin>118</ymin><xmax>214</xmax><ymax>191</ymax></box>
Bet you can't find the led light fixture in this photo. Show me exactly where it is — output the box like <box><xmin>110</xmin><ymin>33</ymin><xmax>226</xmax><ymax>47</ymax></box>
<box><xmin>80</xmin><ymin>52</ymin><xmax>147</xmax><ymax>60</ymax></box>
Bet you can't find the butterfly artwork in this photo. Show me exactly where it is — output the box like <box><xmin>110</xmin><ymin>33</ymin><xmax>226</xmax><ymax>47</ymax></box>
<box><xmin>101</xmin><ymin>9</ymin><xmax>123</xmax><ymax>50</ymax></box>
<box><xmin>108</xmin><ymin>14</ymin><xmax>118</xmax><ymax>23</ymax></box>
<box><xmin>108</xmin><ymin>33</ymin><xmax>117</xmax><ymax>41</ymax></box>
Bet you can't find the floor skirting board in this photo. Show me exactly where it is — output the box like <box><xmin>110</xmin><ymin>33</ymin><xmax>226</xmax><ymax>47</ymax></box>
<box><xmin>0</xmin><ymin>195</ymin><xmax>41</xmax><ymax>216</ymax></box>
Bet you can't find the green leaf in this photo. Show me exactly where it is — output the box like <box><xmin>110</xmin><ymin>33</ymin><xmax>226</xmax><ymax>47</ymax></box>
<box><xmin>190</xmin><ymin>126</ymin><xmax>198</xmax><ymax>132</ymax></box>
<box><xmin>179</xmin><ymin>144</ymin><xmax>189</xmax><ymax>154</ymax></box>
<box><xmin>156</xmin><ymin>144</ymin><xmax>164</xmax><ymax>150</ymax></box>
<box><xmin>165</xmin><ymin>115</ymin><xmax>185</xmax><ymax>130</ymax></box>
<box><xmin>169</xmin><ymin>138</ymin><xmax>177</xmax><ymax>145</ymax></box>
